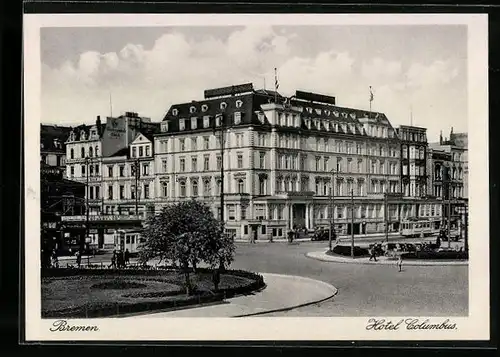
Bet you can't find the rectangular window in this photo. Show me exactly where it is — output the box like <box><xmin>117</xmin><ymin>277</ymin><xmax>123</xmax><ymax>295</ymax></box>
<box><xmin>70</xmin><ymin>165</ymin><xmax>75</xmax><ymax>176</ymax></box>
<box><xmin>228</xmin><ymin>205</ymin><xmax>236</xmax><ymax>220</ymax></box>
<box><xmin>81</xmin><ymin>164</ymin><xmax>86</xmax><ymax>176</ymax></box>
<box><xmin>108</xmin><ymin>186</ymin><xmax>113</xmax><ymax>200</ymax></box>
<box><xmin>179</xmin><ymin>119</ymin><xmax>186</xmax><ymax>131</ymax></box>
<box><xmin>162</xmin><ymin>159</ymin><xmax>168</xmax><ymax>173</ymax></box>
<box><xmin>142</xmin><ymin>164</ymin><xmax>149</xmax><ymax>176</ymax></box>
<box><xmin>119</xmin><ymin>166</ymin><xmax>125</xmax><ymax>177</ymax></box>
<box><xmin>95</xmin><ymin>164</ymin><xmax>99</xmax><ymax>175</ymax></box>
<box><xmin>119</xmin><ymin>185</ymin><xmax>125</xmax><ymax>199</ymax></box>
<box><xmin>203</xmin><ymin>116</ymin><xmax>210</xmax><ymax>128</ymax></box>
<box><xmin>315</xmin><ymin>156</ymin><xmax>321</xmax><ymax>171</ymax></box>
<box><xmin>244</xmin><ymin>225</ymin><xmax>248</xmax><ymax>235</ymax></box>
<box><xmin>259</xmin><ymin>152</ymin><xmax>265</xmax><ymax>168</ymax></box>
<box><xmin>191</xmin><ymin>156</ymin><xmax>197</xmax><ymax>171</ymax></box>
<box><xmin>146</xmin><ymin>146</ymin><xmax>150</xmax><ymax>156</ymax></box>
<box><xmin>95</xmin><ymin>186</ymin><xmax>100</xmax><ymax>199</ymax></box>
<box><xmin>203</xmin><ymin>136</ymin><xmax>210</xmax><ymax>150</ymax></box>
<box><xmin>179</xmin><ymin>139</ymin><xmax>185</xmax><ymax>151</ymax></box>
<box><xmin>191</xmin><ymin>118</ymin><xmax>197</xmax><ymax>130</ymax></box>
<box><xmin>204</xmin><ymin>155</ymin><xmax>210</xmax><ymax>170</ymax></box>
<box><xmin>180</xmin><ymin>158</ymin><xmax>186</xmax><ymax>172</ymax></box>
<box><xmin>324</xmin><ymin>157</ymin><xmax>329</xmax><ymax>171</ymax></box>
<box><xmin>139</xmin><ymin>146</ymin><xmax>143</xmax><ymax>157</ymax></box>
<box><xmin>216</xmin><ymin>155</ymin><xmax>222</xmax><ymax>170</ymax></box>
<box><xmin>191</xmin><ymin>137</ymin><xmax>197</xmax><ymax>150</ymax></box>
<box><xmin>144</xmin><ymin>184</ymin><xmax>149</xmax><ymax>199</ymax></box>
<box><xmin>132</xmin><ymin>147</ymin><xmax>137</xmax><ymax>158</ymax></box>
<box><xmin>234</xmin><ymin>112</ymin><xmax>242</xmax><ymax>125</ymax></box>
<box><xmin>237</xmin><ymin>153</ymin><xmax>243</xmax><ymax>169</ymax></box>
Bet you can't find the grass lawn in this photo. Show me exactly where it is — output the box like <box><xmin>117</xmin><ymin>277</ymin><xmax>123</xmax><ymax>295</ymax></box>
<box><xmin>41</xmin><ymin>269</ymin><xmax>261</xmax><ymax>318</ymax></box>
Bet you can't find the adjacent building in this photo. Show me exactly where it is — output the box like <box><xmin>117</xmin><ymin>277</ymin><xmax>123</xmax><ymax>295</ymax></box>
<box><xmin>40</xmin><ymin>124</ymin><xmax>72</xmax><ymax>176</ymax></box>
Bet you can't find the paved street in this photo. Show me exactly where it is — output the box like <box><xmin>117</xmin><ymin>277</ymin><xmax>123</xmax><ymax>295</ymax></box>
<box><xmin>63</xmin><ymin>240</ymin><xmax>468</xmax><ymax>317</ymax></box>
<box><xmin>229</xmin><ymin>242</ymin><xmax>468</xmax><ymax>317</ymax></box>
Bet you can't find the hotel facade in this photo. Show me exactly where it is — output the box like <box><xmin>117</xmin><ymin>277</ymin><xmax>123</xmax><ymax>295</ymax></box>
<box><xmin>58</xmin><ymin>84</ymin><xmax>463</xmax><ymax>244</ymax></box>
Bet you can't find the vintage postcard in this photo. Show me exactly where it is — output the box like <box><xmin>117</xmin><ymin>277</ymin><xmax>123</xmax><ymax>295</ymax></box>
<box><xmin>24</xmin><ymin>13</ymin><xmax>489</xmax><ymax>342</ymax></box>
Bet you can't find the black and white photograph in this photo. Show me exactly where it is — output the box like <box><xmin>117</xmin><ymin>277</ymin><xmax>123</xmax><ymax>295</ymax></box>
<box><xmin>24</xmin><ymin>14</ymin><xmax>489</xmax><ymax>341</ymax></box>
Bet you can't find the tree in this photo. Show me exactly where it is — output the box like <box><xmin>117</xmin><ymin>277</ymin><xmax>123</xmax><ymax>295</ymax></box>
<box><xmin>138</xmin><ymin>199</ymin><xmax>235</xmax><ymax>295</ymax></box>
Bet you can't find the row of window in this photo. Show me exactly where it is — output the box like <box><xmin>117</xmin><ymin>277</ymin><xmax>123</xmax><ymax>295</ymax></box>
<box><xmin>69</xmin><ymin>145</ymin><xmax>100</xmax><ymax>160</ymax></box>
<box><xmin>402</xmin><ymin>145</ymin><xmax>426</xmax><ymax>160</ymax></box>
<box><xmin>68</xmin><ymin>129</ymin><xmax>98</xmax><ymax>142</ymax></box>
<box><xmin>68</xmin><ymin>163</ymin><xmax>151</xmax><ymax>178</ymax></box>
<box><xmin>106</xmin><ymin>184</ymin><xmax>151</xmax><ymax>200</ymax></box>
<box><xmin>131</xmin><ymin>145</ymin><xmax>151</xmax><ymax>158</ymax></box>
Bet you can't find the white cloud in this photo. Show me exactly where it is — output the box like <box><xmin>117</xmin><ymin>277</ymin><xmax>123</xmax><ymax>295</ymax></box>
<box><xmin>41</xmin><ymin>27</ymin><xmax>466</xmax><ymax>142</ymax></box>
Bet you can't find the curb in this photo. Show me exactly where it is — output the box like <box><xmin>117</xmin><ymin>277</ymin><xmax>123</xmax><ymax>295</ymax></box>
<box><xmin>232</xmin><ymin>273</ymin><xmax>338</xmax><ymax>317</ymax></box>
<box><xmin>305</xmin><ymin>251</ymin><xmax>469</xmax><ymax>266</ymax></box>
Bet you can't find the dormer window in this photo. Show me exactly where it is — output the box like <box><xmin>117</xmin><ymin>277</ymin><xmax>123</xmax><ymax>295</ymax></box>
<box><xmin>191</xmin><ymin>117</ymin><xmax>197</xmax><ymax>130</ymax></box>
<box><xmin>172</xmin><ymin>108</ymin><xmax>179</xmax><ymax>116</ymax></box>
<box><xmin>69</xmin><ymin>132</ymin><xmax>75</xmax><ymax>141</ymax></box>
<box><xmin>257</xmin><ymin>112</ymin><xmax>265</xmax><ymax>124</ymax></box>
<box><xmin>201</xmin><ymin>104</ymin><xmax>208</xmax><ymax>112</ymax></box>
<box><xmin>215</xmin><ymin>114</ymin><xmax>222</xmax><ymax>127</ymax></box>
<box><xmin>333</xmin><ymin>111</ymin><xmax>339</xmax><ymax>117</ymax></box>
<box><xmin>161</xmin><ymin>121</ymin><xmax>169</xmax><ymax>132</ymax></box>
<box><xmin>315</xmin><ymin>108</ymin><xmax>322</xmax><ymax>115</ymax></box>
<box><xmin>325</xmin><ymin>109</ymin><xmax>331</xmax><ymax>116</ymax></box>
<box><xmin>220</xmin><ymin>102</ymin><xmax>227</xmax><ymax>110</ymax></box>
<box><xmin>203</xmin><ymin>116</ymin><xmax>210</xmax><ymax>128</ymax></box>
<box><xmin>189</xmin><ymin>106</ymin><xmax>196</xmax><ymax>114</ymax></box>
<box><xmin>80</xmin><ymin>130</ymin><xmax>86</xmax><ymax>140</ymax></box>
<box><xmin>349</xmin><ymin>113</ymin><xmax>356</xmax><ymax>119</ymax></box>
<box><xmin>306</xmin><ymin>107</ymin><xmax>313</xmax><ymax>114</ymax></box>
<box><xmin>235</xmin><ymin>100</ymin><xmax>243</xmax><ymax>109</ymax></box>
<box><xmin>90</xmin><ymin>129</ymin><xmax>97</xmax><ymax>138</ymax></box>
<box><xmin>234</xmin><ymin>112</ymin><xmax>242</xmax><ymax>125</ymax></box>
<box><xmin>179</xmin><ymin>119</ymin><xmax>186</xmax><ymax>131</ymax></box>
<box><xmin>341</xmin><ymin>112</ymin><xmax>348</xmax><ymax>119</ymax></box>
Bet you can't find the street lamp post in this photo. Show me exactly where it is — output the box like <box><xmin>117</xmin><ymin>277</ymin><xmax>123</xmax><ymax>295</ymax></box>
<box><xmin>85</xmin><ymin>157</ymin><xmax>90</xmax><ymax>266</ymax></box>
<box><xmin>350</xmin><ymin>189</ymin><xmax>355</xmax><ymax>259</ymax></box>
<box><xmin>132</xmin><ymin>159</ymin><xmax>140</xmax><ymax>216</ymax></box>
<box><xmin>328</xmin><ymin>169</ymin><xmax>335</xmax><ymax>251</ymax></box>
<box><xmin>384</xmin><ymin>191</ymin><xmax>389</xmax><ymax>243</ymax></box>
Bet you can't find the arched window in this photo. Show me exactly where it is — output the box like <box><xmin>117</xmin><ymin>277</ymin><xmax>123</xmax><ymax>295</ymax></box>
<box><xmin>192</xmin><ymin>180</ymin><xmax>198</xmax><ymax>196</ymax></box>
<box><xmin>172</xmin><ymin>108</ymin><xmax>178</xmax><ymax>116</ymax></box>
<box><xmin>70</xmin><ymin>148</ymin><xmax>74</xmax><ymax>159</ymax></box>
<box><xmin>235</xmin><ymin>100</ymin><xmax>243</xmax><ymax>109</ymax></box>
<box><xmin>95</xmin><ymin>146</ymin><xmax>99</xmax><ymax>157</ymax></box>
<box><xmin>237</xmin><ymin>179</ymin><xmax>244</xmax><ymax>194</ymax></box>
<box><xmin>216</xmin><ymin>179</ymin><xmax>221</xmax><ymax>195</ymax></box>
<box><xmin>190</xmin><ymin>106</ymin><xmax>196</xmax><ymax>114</ymax></box>
<box><xmin>179</xmin><ymin>181</ymin><xmax>186</xmax><ymax>197</ymax></box>
<box><xmin>162</xmin><ymin>182</ymin><xmax>169</xmax><ymax>197</ymax></box>
<box><xmin>89</xmin><ymin>146</ymin><xmax>93</xmax><ymax>157</ymax></box>
<box><xmin>220</xmin><ymin>102</ymin><xmax>227</xmax><ymax>110</ymax></box>
<box><xmin>81</xmin><ymin>147</ymin><xmax>85</xmax><ymax>158</ymax></box>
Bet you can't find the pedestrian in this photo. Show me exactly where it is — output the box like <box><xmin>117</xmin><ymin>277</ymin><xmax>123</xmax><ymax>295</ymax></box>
<box><xmin>110</xmin><ymin>250</ymin><xmax>117</xmax><ymax>269</ymax></box>
<box><xmin>397</xmin><ymin>255</ymin><xmax>403</xmax><ymax>272</ymax></box>
<box><xmin>369</xmin><ymin>246</ymin><xmax>378</xmax><ymax>262</ymax></box>
<box><xmin>212</xmin><ymin>268</ymin><xmax>221</xmax><ymax>291</ymax></box>
<box><xmin>75</xmin><ymin>250</ymin><xmax>81</xmax><ymax>268</ymax></box>
<box><xmin>124</xmin><ymin>249</ymin><xmax>130</xmax><ymax>266</ymax></box>
<box><xmin>51</xmin><ymin>250</ymin><xmax>59</xmax><ymax>268</ymax></box>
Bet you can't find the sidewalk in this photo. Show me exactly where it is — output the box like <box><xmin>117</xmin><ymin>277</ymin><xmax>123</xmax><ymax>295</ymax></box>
<box><xmin>123</xmin><ymin>273</ymin><xmax>338</xmax><ymax>318</ymax></box>
<box><xmin>306</xmin><ymin>251</ymin><xmax>469</xmax><ymax>266</ymax></box>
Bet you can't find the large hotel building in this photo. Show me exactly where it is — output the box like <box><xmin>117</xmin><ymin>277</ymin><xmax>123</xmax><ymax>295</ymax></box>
<box><xmin>56</xmin><ymin>83</ymin><xmax>466</xmax><ymax>246</ymax></box>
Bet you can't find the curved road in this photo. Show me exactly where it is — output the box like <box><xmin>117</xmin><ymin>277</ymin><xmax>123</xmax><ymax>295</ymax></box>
<box><xmin>229</xmin><ymin>242</ymin><xmax>468</xmax><ymax>317</ymax></box>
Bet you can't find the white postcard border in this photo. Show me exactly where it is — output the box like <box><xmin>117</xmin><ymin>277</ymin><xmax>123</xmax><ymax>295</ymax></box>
<box><xmin>24</xmin><ymin>13</ymin><xmax>489</xmax><ymax>341</ymax></box>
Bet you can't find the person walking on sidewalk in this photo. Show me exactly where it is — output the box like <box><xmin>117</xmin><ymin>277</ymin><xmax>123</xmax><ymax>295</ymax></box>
<box><xmin>75</xmin><ymin>250</ymin><xmax>82</xmax><ymax>268</ymax></box>
<box><xmin>397</xmin><ymin>255</ymin><xmax>403</xmax><ymax>272</ymax></box>
<box><xmin>369</xmin><ymin>246</ymin><xmax>378</xmax><ymax>262</ymax></box>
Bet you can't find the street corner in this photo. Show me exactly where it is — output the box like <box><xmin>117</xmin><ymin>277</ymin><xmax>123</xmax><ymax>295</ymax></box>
<box><xmin>305</xmin><ymin>251</ymin><xmax>469</xmax><ymax>266</ymax></box>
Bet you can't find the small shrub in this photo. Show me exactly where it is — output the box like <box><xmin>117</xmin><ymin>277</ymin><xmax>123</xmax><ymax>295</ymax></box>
<box><xmin>330</xmin><ymin>245</ymin><xmax>369</xmax><ymax>257</ymax></box>
<box><xmin>401</xmin><ymin>251</ymin><xmax>468</xmax><ymax>260</ymax></box>
<box><xmin>90</xmin><ymin>281</ymin><xmax>147</xmax><ymax>290</ymax></box>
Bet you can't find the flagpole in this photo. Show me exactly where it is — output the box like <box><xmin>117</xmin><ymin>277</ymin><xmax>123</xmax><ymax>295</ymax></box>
<box><xmin>369</xmin><ymin>86</ymin><xmax>373</xmax><ymax>119</ymax></box>
<box><xmin>274</xmin><ymin>67</ymin><xmax>278</xmax><ymax>104</ymax></box>
<box><xmin>109</xmin><ymin>91</ymin><xmax>113</xmax><ymax>117</ymax></box>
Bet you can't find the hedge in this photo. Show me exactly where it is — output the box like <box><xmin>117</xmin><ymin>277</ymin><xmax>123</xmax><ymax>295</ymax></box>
<box><xmin>329</xmin><ymin>245</ymin><xmax>369</xmax><ymax>257</ymax></box>
<box><xmin>41</xmin><ymin>268</ymin><xmax>265</xmax><ymax>318</ymax></box>
<box><xmin>401</xmin><ymin>251</ymin><xmax>469</xmax><ymax>260</ymax></box>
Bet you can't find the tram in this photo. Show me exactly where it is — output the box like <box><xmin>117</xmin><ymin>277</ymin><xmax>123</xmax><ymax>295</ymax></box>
<box><xmin>113</xmin><ymin>229</ymin><xmax>144</xmax><ymax>255</ymax></box>
<box><xmin>399</xmin><ymin>218</ymin><xmax>441</xmax><ymax>237</ymax></box>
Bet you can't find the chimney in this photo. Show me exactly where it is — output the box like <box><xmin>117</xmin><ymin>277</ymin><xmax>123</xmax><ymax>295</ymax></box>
<box><xmin>96</xmin><ymin>115</ymin><xmax>102</xmax><ymax>136</ymax></box>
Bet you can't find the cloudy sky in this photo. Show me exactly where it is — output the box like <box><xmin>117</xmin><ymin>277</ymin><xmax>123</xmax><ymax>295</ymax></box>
<box><xmin>41</xmin><ymin>25</ymin><xmax>467</xmax><ymax>142</ymax></box>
